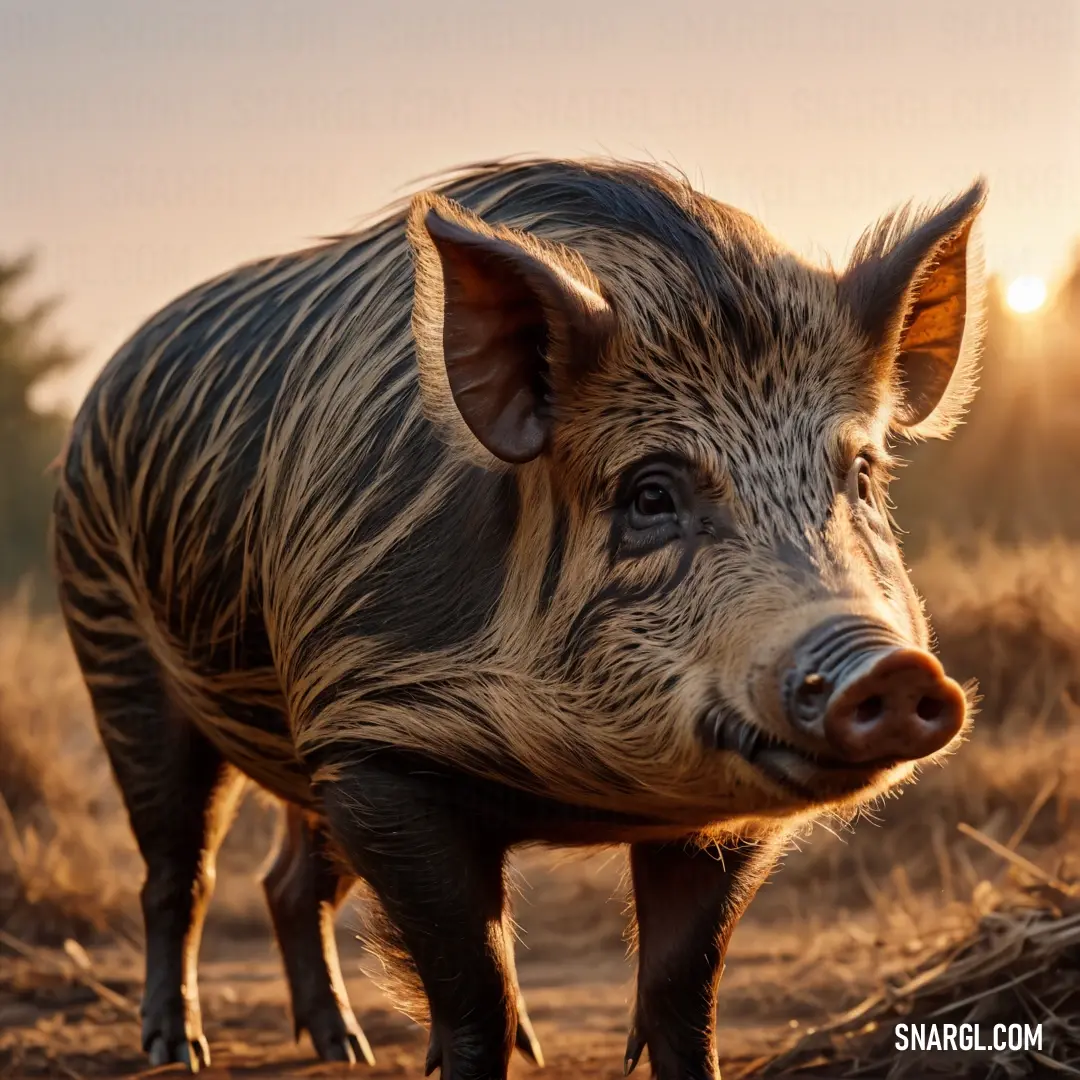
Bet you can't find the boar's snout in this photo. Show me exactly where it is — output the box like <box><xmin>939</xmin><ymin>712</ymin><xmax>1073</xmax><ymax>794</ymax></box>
<box><xmin>783</xmin><ymin>616</ymin><xmax>966</xmax><ymax>765</ymax></box>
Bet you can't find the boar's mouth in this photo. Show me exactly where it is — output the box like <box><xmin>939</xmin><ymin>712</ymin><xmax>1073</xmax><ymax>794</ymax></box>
<box><xmin>698</xmin><ymin>702</ymin><xmax>899</xmax><ymax>800</ymax></box>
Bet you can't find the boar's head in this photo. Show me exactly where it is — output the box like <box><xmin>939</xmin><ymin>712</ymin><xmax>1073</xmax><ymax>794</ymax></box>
<box><xmin>406</xmin><ymin>163</ymin><xmax>985</xmax><ymax>827</ymax></box>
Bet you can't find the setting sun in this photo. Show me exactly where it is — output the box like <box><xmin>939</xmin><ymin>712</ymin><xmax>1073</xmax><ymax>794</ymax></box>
<box><xmin>1006</xmin><ymin>275</ymin><xmax>1048</xmax><ymax>314</ymax></box>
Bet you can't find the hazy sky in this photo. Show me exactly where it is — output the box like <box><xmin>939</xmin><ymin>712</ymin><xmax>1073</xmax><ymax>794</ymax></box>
<box><xmin>2</xmin><ymin>0</ymin><xmax>1078</xmax><ymax>411</ymax></box>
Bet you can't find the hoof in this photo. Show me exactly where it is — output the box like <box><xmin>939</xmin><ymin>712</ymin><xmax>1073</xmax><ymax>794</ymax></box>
<box><xmin>146</xmin><ymin>1031</ymin><xmax>211</xmax><ymax>1073</ymax></box>
<box><xmin>299</xmin><ymin>1007</ymin><xmax>376</xmax><ymax>1067</ymax></box>
<box><xmin>424</xmin><ymin>1002</ymin><xmax>545</xmax><ymax>1075</ymax></box>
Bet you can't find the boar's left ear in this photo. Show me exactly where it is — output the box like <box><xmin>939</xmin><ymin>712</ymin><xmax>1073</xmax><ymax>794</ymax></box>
<box><xmin>407</xmin><ymin>192</ymin><xmax>615</xmax><ymax>467</ymax></box>
<box><xmin>841</xmin><ymin>179</ymin><xmax>988</xmax><ymax>440</ymax></box>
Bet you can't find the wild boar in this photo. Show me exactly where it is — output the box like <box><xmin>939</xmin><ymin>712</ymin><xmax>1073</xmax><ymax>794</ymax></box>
<box><xmin>52</xmin><ymin>157</ymin><xmax>985</xmax><ymax>1079</ymax></box>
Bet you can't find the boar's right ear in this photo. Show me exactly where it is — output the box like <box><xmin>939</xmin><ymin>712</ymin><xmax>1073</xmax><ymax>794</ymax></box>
<box><xmin>407</xmin><ymin>193</ymin><xmax>615</xmax><ymax>467</ymax></box>
<box><xmin>841</xmin><ymin>179</ymin><xmax>988</xmax><ymax>440</ymax></box>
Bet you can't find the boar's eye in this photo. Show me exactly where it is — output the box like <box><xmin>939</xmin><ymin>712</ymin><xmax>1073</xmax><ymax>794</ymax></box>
<box><xmin>631</xmin><ymin>482</ymin><xmax>677</xmax><ymax>523</ymax></box>
<box><xmin>613</xmin><ymin>458</ymin><xmax>692</xmax><ymax>557</ymax></box>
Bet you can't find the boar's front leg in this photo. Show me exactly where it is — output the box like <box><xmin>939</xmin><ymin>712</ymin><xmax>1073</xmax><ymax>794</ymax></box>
<box><xmin>627</xmin><ymin>834</ymin><xmax>784</xmax><ymax>1080</ymax></box>
<box><xmin>425</xmin><ymin>925</ymin><xmax>545</xmax><ymax>1072</ymax></box>
<box><xmin>321</xmin><ymin>760</ymin><xmax>516</xmax><ymax>1080</ymax></box>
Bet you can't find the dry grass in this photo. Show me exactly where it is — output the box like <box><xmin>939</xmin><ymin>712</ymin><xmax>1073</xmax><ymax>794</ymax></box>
<box><xmin>4</xmin><ymin>539</ymin><xmax>1080</xmax><ymax>937</ymax></box>
<box><xmin>916</xmin><ymin>538</ymin><xmax>1080</xmax><ymax>734</ymax></box>
<box><xmin>0</xmin><ymin>605</ymin><xmax>138</xmax><ymax>945</ymax></box>
<box><xmin>2</xmin><ymin>537</ymin><xmax>1079</xmax><ymax>1076</ymax></box>
<box><xmin>754</xmin><ymin>875</ymin><xmax>1080</xmax><ymax>1079</ymax></box>
<box><xmin>0</xmin><ymin>604</ymin><xmax>278</xmax><ymax>946</ymax></box>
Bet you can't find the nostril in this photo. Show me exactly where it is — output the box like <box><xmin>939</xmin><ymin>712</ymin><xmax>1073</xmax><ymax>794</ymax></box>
<box><xmin>854</xmin><ymin>695</ymin><xmax>883</xmax><ymax>724</ymax></box>
<box><xmin>916</xmin><ymin>695</ymin><xmax>945</xmax><ymax>721</ymax></box>
<box><xmin>791</xmin><ymin>672</ymin><xmax>830</xmax><ymax>726</ymax></box>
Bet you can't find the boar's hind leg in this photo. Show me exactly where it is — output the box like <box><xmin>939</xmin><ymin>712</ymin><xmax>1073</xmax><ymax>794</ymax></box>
<box><xmin>321</xmin><ymin>760</ymin><xmax>516</xmax><ymax>1080</ymax></box>
<box><xmin>72</xmin><ymin>630</ymin><xmax>243</xmax><ymax>1073</ymax></box>
<box><xmin>262</xmin><ymin>803</ymin><xmax>374</xmax><ymax>1066</ymax></box>
<box><xmin>627</xmin><ymin>834</ymin><xmax>784</xmax><ymax>1080</ymax></box>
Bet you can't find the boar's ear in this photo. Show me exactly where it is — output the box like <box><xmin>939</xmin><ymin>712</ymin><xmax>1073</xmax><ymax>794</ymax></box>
<box><xmin>841</xmin><ymin>179</ymin><xmax>988</xmax><ymax>439</ymax></box>
<box><xmin>407</xmin><ymin>192</ymin><xmax>615</xmax><ymax>466</ymax></box>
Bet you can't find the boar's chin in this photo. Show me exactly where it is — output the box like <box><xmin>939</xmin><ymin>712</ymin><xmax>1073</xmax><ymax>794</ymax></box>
<box><xmin>697</xmin><ymin>701</ymin><xmax>918</xmax><ymax>810</ymax></box>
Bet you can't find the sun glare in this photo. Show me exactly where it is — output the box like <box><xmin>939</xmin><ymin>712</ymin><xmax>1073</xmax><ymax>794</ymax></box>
<box><xmin>1006</xmin><ymin>275</ymin><xmax>1048</xmax><ymax>314</ymax></box>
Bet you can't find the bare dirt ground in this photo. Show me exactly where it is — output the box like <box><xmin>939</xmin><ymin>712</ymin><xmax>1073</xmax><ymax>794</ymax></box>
<box><xmin>2</xmin><ymin>846</ymin><xmax>888</xmax><ymax>1080</ymax></box>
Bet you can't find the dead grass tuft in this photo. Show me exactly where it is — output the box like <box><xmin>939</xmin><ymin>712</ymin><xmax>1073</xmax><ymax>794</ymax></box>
<box><xmin>0</xmin><ymin>605</ymin><xmax>138</xmax><ymax>944</ymax></box>
<box><xmin>753</xmin><ymin>869</ymin><xmax>1080</xmax><ymax>1078</ymax></box>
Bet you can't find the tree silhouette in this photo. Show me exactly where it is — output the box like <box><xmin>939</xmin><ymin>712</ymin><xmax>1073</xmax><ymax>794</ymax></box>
<box><xmin>0</xmin><ymin>254</ymin><xmax>78</xmax><ymax>600</ymax></box>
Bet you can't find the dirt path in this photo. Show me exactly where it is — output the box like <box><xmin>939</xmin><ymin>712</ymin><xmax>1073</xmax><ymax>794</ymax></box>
<box><xmin>1</xmin><ymin>935</ymin><xmax>810</xmax><ymax>1078</ymax></box>
<box><xmin>1</xmin><ymin>850</ymin><xmax>881</xmax><ymax>1079</ymax></box>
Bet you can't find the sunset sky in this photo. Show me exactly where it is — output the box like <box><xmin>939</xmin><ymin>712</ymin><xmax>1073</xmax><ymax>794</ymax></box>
<box><xmin>2</xmin><ymin>0</ymin><xmax>1078</xmax><ymax>412</ymax></box>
